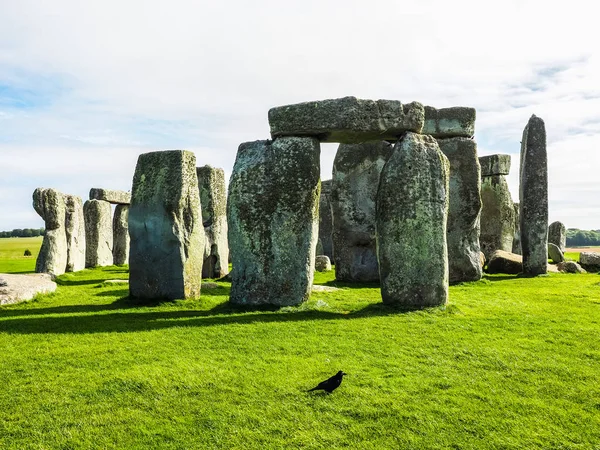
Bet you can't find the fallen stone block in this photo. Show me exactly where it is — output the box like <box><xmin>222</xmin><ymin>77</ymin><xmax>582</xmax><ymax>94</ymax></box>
<box><xmin>486</xmin><ymin>250</ymin><xmax>522</xmax><ymax>274</ymax></box>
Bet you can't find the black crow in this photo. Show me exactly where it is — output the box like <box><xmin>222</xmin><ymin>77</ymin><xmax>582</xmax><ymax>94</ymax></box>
<box><xmin>308</xmin><ymin>371</ymin><xmax>346</xmax><ymax>393</ymax></box>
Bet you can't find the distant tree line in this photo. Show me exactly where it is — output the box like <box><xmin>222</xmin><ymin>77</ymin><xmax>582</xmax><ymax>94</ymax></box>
<box><xmin>566</xmin><ymin>228</ymin><xmax>600</xmax><ymax>247</ymax></box>
<box><xmin>0</xmin><ymin>228</ymin><xmax>45</xmax><ymax>238</ymax></box>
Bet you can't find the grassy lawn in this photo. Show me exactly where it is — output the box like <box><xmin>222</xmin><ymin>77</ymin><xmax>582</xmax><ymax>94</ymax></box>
<box><xmin>0</xmin><ymin>236</ymin><xmax>42</xmax><ymax>273</ymax></box>
<box><xmin>1</xmin><ymin>241</ymin><xmax>599</xmax><ymax>448</ymax></box>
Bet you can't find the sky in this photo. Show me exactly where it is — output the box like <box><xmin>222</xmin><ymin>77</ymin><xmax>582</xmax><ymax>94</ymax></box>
<box><xmin>1</xmin><ymin>0</ymin><xmax>599</xmax><ymax>231</ymax></box>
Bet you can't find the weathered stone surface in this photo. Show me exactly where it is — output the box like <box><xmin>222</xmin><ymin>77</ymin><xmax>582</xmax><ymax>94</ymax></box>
<box><xmin>33</xmin><ymin>188</ymin><xmax>68</xmax><ymax>276</ymax></box>
<box><xmin>228</xmin><ymin>137</ymin><xmax>320</xmax><ymax>306</ymax></box>
<box><xmin>112</xmin><ymin>205</ymin><xmax>129</xmax><ymax>265</ymax></box>
<box><xmin>89</xmin><ymin>188</ymin><xmax>131</xmax><ymax>205</ymax></box>
<box><xmin>579</xmin><ymin>252</ymin><xmax>600</xmax><ymax>272</ymax></box>
<box><xmin>197</xmin><ymin>166</ymin><xmax>229</xmax><ymax>279</ymax></box>
<box><xmin>64</xmin><ymin>194</ymin><xmax>86</xmax><ymax>272</ymax></box>
<box><xmin>376</xmin><ymin>132</ymin><xmax>449</xmax><ymax>307</ymax></box>
<box><xmin>548</xmin><ymin>243</ymin><xmax>564</xmax><ymax>263</ymax></box>
<box><xmin>331</xmin><ymin>141</ymin><xmax>392</xmax><ymax>282</ymax></box>
<box><xmin>84</xmin><ymin>199</ymin><xmax>113</xmax><ymax>268</ymax></box>
<box><xmin>268</xmin><ymin>97</ymin><xmax>424</xmax><ymax>143</ymax></box>
<box><xmin>480</xmin><ymin>252</ymin><xmax>486</xmax><ymax>268</ymax></box>
<box><xmin>548</xmin><ymin>221</ymin><xmax>566</xmax><ymax>252</ymax></box>
<box><xmin>0</xmin><ymin>273</ymin><xmax>57</xmax><ymax>306</ymax></box>
<box><xmin>480</xmin><ymin>175</ymin><xmax>515</xmax><ymax>259</ymax></box>
<box><xmin>557</xmin><ymin>261</ymin><xmax>586</xmax><ymax>273</ymax></box>
<box><xmin>438</xmin><ymin>137</ymin><xmax>482</xmax><ymax>283</ymax></box>
<box><xmin>479</xmin><ymin>154</ymin><xmax>511</xmax><ymax>177</ymax></box>
<box><xmin>486</xmin><ymin>250</ymin><xmax>522</xmax><ymax>274</ymax></box>
<box><xmin>423</xmin><ymin>106</ymin><xmax>475</xmax><ymax>138</ymax></box>
<box><xmin>129</xmin><ymin>150</ymin><xmax>204</xmax><ymax>300</ymax></box>
<box><xmin>512</xmin><ymin>202</ymin><xmax>522</xmax><ymax>255</ymax></box>
<box><xmin>520</xmin><ymin>115</ymin><xmax>548</xmax><ymax>275</ymax></box>
<box><xmin>315</xmin><ymin>255</ymin><xmax>332</xmax><ymax>272</ymax></box>
<box><xmin>318</xmin><ymin>179</ymin><xmax>334</xmax><ymax>260</ymax></box>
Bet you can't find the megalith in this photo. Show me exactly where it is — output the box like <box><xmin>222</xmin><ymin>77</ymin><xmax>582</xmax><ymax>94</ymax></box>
<box><xmin>512</xmin><ymin>202</ymin><xmax>522</xmax><ymax>255</ymax></box>
<box><xmin>376</xmin><ymin>132</ymin><xmax>449</xmax><ymax>307</ymax></box>
<box><xmin>197</xmin><ymin>165</ymin><xmax>229</xmax><ymax>279</ymax></box>
<box><xmin>331</xmin><ymin>141</ymin><xmax>393</xmax><ymax>282</ymax></box>
<box><xmin>318</xmin><ymin>179</ymin><xmax>334</xmax><ymax>260</ymax></box>
<box><xmin>227</xmin><ymin>137</ymin><xmax>320</xmax><ymax>306</ymax></box>
<box><xmin>83</xmin><ymin>199</ymin><xmax>113</xmax><ymax>267</ymax></box>
<box><xmin>423</xmin><ymin>106</ymin><xmax>476</xmax><ymax>138</ymax></box>
<box><xmin>89</xmin><ymin>188</ymin><xmax>131</xmax><ymax>205</ymax></box>
<box><xmin>548</xmin><ymin>221</ymin><xmax>566</xmax><ymax>252</ymax></box>
<box><xmin>519</xmin><ymin>115</ymin><xmax>548</xmax><ymax>275</ymax></box>
<box><xmin>33</xmin><ymin>188</ymin><xmax>68</xmax><ymax>276</ymax></box>
<box><xmin>64</xmin><ymin>194</ymin><xmax>86</xmax><ymax>272</ymax></box>
<box><xmin>129</xmin><ymin>150</ymin><xmax>204</xmax><ymax>300</ymax></box>
<box><xmin>112</xmin><ymin>204</ymin><xmax>129</xmax><ymax>265</ymax></box>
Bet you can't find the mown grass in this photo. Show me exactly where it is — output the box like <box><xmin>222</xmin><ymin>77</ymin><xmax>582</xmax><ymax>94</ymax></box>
<box><xmin>0</xmin><ymin>236</ymin><xmax>42</xmax><ymax>273</ymax></box>
<box><xmin>1</xmin><ymin>241</ymin><xmax>599</xmax><ymax>448</ymax></box>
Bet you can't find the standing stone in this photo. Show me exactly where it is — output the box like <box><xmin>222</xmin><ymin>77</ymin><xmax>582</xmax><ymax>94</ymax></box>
<box><xmin>33</xmin><ymin>188</ymin><xmax>68</xmax><ymax>276</ymax></box>
<box><xmin>437</xmin><ymin>138</ymin><xmax>482</xmax><ymax>283</ymax></box>
<box><xmin>548</xmin><ymin>221</ymin><xmax>566</xmax><ymax>252</ymax></box>
<box><xmin>84</xmin><ymin>200</ymin><xmax>113</xmax><ymax>268</ymax></box>
<box><xmin>520</xmin><ymin>115</ymin><xmax>548</xmax><ymax>275</ymax></box>
<box><xmin>129</xmin><ymin>150</ymin><xmax>204</xmax><ymax>300</ymax></box>
<box><xmin>376</xmin><ymin>132</ymin><xmax>449</xmax><ymax>307</ymax></box>
<box><xmin>112</xmin><ymin>205</ymin><xmax>129</xmax><ymax>265</ymax></box>
<box><xmin>64</xmin><ymin>195</ymin><xmax>86</xmax><ymax>272</ymax></box>
<box><xmin>228</xmin><ymin>137</ymin><xmax>320</xmax><ymax>306</ymax></box>
<box><xmin>318</xmin><ymin>179</ymin><xmax>334</xmax><ymax>261</ymax></box>
<box><xmin>197</xmin><ymin>165</ymin><xmax>229</xmax><ymax>279</ymax></box>
<box><xmin>512</xmin><ymin>202</ymin><xmax>522</xmax><ymax>255</ymax></box>
<box><xmin>331</xmin><ymin>141</ymin><xmax>393</xmax><ymax>282</ymax></box>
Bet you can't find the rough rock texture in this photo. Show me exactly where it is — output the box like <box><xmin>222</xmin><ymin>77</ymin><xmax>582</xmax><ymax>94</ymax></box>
<box><xmin>0</xmin><ymin>273</ymin><xmax>57</xmax><ymax>305</ymax></box>
<box><xmin>480</xmin><ymin>252</ymin><xmax>486</xmax><ymax>268</ymax></box>
<box><xmin>129</xmin><ymin>150</ymin><xmax>204</xmax><ymax>300</ymax></box>
<box><xmin>438</xmin><ymin>137</ymin><xmax>482</xmax><ymax>283</ymax></box>
<box><xmin>228</xmin><ymin>137</ymin><xmax>320</xmax><ymax>306</ymax></box>
<box><xmin>376</xmin><ymin>132</ymin><xmax>449</xmax><ymax>307</ymax></box>
<box><xmin>84</xmin><ymin>199</ymin><xmax>113</xmax><ymax>268</ymax></box>
<box><xmin>63</xmin><ymin>194</ymin><xmax>86</xmax><ymax>272</ymax></box>
<box><xmin>89</xmin><ymin>188</ymin><xmax>131</xmax><ymax>205</ymax></box>
<box><xmin>579</xmin><ymin>252</ymin><xmax>600</xmax><ymax>272</ymax></box>
<box><xmin>512</xmin><ymin>202</ymin><xmax>522</xmax><ymax>255</ymax></box>
<box><xmin>547</xmin><ymin>243</ymin><xmax>564</xmax><ymax>263</ymax></box>
<box><xmin>486</xmin><ymin>250</ymin><xmax>522</xmax><ymax>274</ymax></box>
<box><xmin>315</xmin><ymin>255</ymin><xmax>332</xmax><ymax>272</ymax></box>
<box><xmin>423</xmin><ymin>106</ymin><xmax>476</xmax><ymax>138</ymax></box>
<box><xmin>557</xmin><ymin>261</ymin><xmax>586</xmax><ymax>273</ymax></box>
<box><xmin>33</xmin><ymin>188</ymin><xmax>68</xmax><ymax>276</ymax></box>
<box><xmin>479</xmin><ymin>154</ymin><xmax>511</xmax><ymax>177</ymax></box>
<box><xmin>197</xmin><ymin>166</ymin><xmax>229</xmax><ymax>279</ymax></box>
<box><xmin>331</xmin><ymin>141</ymin><xmax>393</xmax><ymax>282</ymax></box>
<box><xmin>480</xmin><ymin>174</ymin><xmax>515</xmax><ymax>259</ymax></box>
<box><xmin>520</xmin><ymin>115</ymin><xmax>548</xmax><ymax>275</ymax></box>
<box><xmin>112</xmin><ymin>205</ymin><xmax>129</xmax><ymax>265</ymax></box>
<box><xmin>318</xmin><ymin>179</ymin><xmax>334</xmax><ymax>260</ymax></box>
<box><xmin>548</xmin><ymin>221</ymin><xmax>566</xmax><ymax>252</ymax></box>
<box><xmin>268</xmin><ymin>97</ymin><xmax>424</xmax><ymax>143</ymax></box>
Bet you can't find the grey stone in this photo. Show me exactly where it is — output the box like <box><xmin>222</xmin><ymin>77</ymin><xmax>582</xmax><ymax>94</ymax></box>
<box><xmin>579</xmin><ymin>252</ymin><xmax>600</xmax><ymax>271</ymax></box>
<box><xmin>486</xmin><ymin>250</ymin><xmax>522</xmax><ymax>274</ymax></box>
<box><xmin>63</xmin><ymin>194</ymin><xmax>86</xmax><ymax>272</ymax></box>
<box><xmin>548</xmin><ymin>221</ymin><xmax>566</xmax><ymax>252</ymax></box>
<box><xmin>197</xmin><ymin>166</ymin><xmax>229</xmax><ymax>279</ymax></box>
<box><xmin>520</xmin><ymin>115</ymin><xmax>548</xmax><ymax>275</ymax></box>
<box><xmin>89</xmin><ymin>188</ymin><xmax>131</xmax><ymax>205</ymax></box>
<box><xmin>479</xmin><ymin>154</ymin><xmax>511</xmax><ymax>176</ymax></box>
<box><xmin>548</xmin><ymin>243</ymin><xmax>564</xmax><ymax>263</ymax></box>
<box><xmin>227</xmin><ymin>137</ymin><xmax>320</xmax><ymax>306</ymax></box>
<box><xmin>0</xmin><ymin>273</ymin><xmax>57</xmax><ymax>306</ymax></box>
<box><xmin>557</xmin><ymin>261</ymin><xmax>586</xmax><ymax>274</ymax></box>
<box><xmin>376</xmin><ymin>132</ymin><xmax>449</xmax><ymax>307</ymax></box>
<box><xmin>129</xmin><ymin>150</ymin><xmax>204</xmax><ymax>300</ymax></box>
<box><xmin>479</xmin><ymin>175</ymin><xmax>515</xmax><ymax>259</ymax></box>
<box><xmin>315</xmin><ymin>255</ymin><xmax>332</xmax><ymax>272</ymax></box>
<box><xmin>318</xmin><ymin>179</ymin><xmax>334</xmax><ymax>260</ymax></box>
<box><xmin>423</xmin><ymin>106</ymin><xmax>476</xmax><ymax>138</ymax></box>
<box><xmin>268</xmin><ymin>97</ymin><xmax>424</xmax><ymax>143</ymax></box>
<box><xmin>83</xmin><ymin>199</ymin><xmax>113</xmax><ymax>268</ymax></box>
<box><xmin>112</xmin><ymin>204</ymin><xmax>129</xmax><ymax>265</ymax></box>
<box><xmin>331</xmin><ymin>141</ymin><xmax>393</xmax><ymax>282</ymax></box>
<box><xmin>438</xmin><ymin>137</ymin><xmax>482</xmax><ymax>283</ymax></box>
<box><xmin>33</xmin><ymin>188</ymin><xmax>68</xmax><ymax>276</ymax></box>
<box><xmin>512</xmin><ymin>202</ymin><xmax>522</xmax><ymax>255</ymax></box>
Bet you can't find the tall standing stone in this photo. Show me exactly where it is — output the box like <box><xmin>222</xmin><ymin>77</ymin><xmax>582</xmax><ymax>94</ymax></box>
<box><xmin>227</xmin><ymin>137</ymin><xmax>320</xmax><ymax>306</ymax></box>
<box><xmin>33</xmin><ymin>188</ymin><xmax>68</xmax><ymax>276</ymax></box>
<box><xmin>197</xmin><ymin>165</ymin><xmax>229</xmax><ymax>279</ymax></box>
<box><xmin>548</xmin><ymin>221</ymin><xmax>566</xmax><ymax>252</ymax></box>
<box><xmin>331</xmin><ymin>141</ymin><xmax>393</xmax><ymax>282</ymax></box>
<box><xmin>376</xmin><ymin>133</ymin><xmax>449</xmax><ymax>307</ymax></box>
<box><xmin>83</xmin><ymin>199</ymin><xmax>113</xmax><ymax>268</ymax></box>
<box><xmin>512</xmin><ymin>202</ymin><xmax>522</xmax><ymax>255</ymax></box>
<box><xmin>129</xmin><ymin>150</ymin><xmax>204</xmax><ymax>300</ymax></box>
<box><xmin>112</xmin><ymin>205</ymin><xmax>130</xmax><ymax>265</ymax></box>
<box><xmin>520</xmin><ymin>115</ymin><xmax>548</xmax><ymax>275</ymax></box>
<box><xmin>318</xmin><ymin>179</ymin><xmax>334</xmax><ymax>260</ymax></box>
<box><xmin>64</xmin><ymin>194</ymin><xmax>86</xmax><ymax>272</ymax></box>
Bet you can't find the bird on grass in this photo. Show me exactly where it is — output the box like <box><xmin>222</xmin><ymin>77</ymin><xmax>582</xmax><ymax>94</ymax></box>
<box><xmin>307</xmin><ymin>371</ymin><xmax>346</xmax><ymax>393</ymax></box>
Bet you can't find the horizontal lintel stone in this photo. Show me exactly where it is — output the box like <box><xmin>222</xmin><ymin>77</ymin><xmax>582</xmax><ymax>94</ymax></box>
<box><xmin>89</xmin><ymin>188</ymin><xmax>131</xmax><ymax>205</ymax></box>
<box><xmin>479</xmin><ymin>154</ymin><xmax>511</xmax><ymax>177</ymax></box>
<box><xmin>423</xmin><ymin>106</ymin><xmax>476</xmax><ymax>138</ymax></box>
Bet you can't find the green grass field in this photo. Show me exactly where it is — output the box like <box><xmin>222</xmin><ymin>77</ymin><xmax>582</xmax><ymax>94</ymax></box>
<box><xmin>1</xmin><ymin>238</ymin><xmax>599</xmax><ymax>448</ymax></box>
<box><xmin>0</xmin><ymin>236</ymin><xmax>42</xmax><ymax>273</ymax></box>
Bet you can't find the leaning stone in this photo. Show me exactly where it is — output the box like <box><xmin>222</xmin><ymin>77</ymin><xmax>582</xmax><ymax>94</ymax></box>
<box><xmin>557</xmin><ymin>261</ymin><xmax>586</xmax><ymax>274</ymax></box>
<box><xmin>318</xmin><ymin>180</ymin><xmax>334</xmax><ymax>260</ymax></box>
<box><xmin>89</xmin><ymin>188</ymin><xmax>131</xmax><ymax>205</ymax></box>
<box><xmin>438</xmin><ymin>137</ymin><xmax>482</xmax><ymax>283</ymax></box>
<box><xmin>480</xmin><ymin>175</ymin><xmax>515</xmax><ymax>259</ymax></box>
<box><xmin>112</xmin><ymin>205</ymin><xmax>129</xmax><ymax>265</ymax></box>
<box><xmin>512</xmin><ymin>202</ymin><xmax>522</xmax><ymax>255</ymax></box>
<box><xmin>547</xmin><ymin>243</ymin><xmax>564</xmax><ymax>263</ymax></box>
<box><xmin>423</xmin><ymin>106</ymin><xmax>476</xmax><ymax>138</ymax></box>
<box><xmin>376</xmin><ymin>132</ymin><xmax>449</xmax><ymax>307</ymax></box>
<box><xmin>129</xmin><ymin>150</ymin><xmax>204</xmax><ymax>300</ymax></box>
<box><xmin>520</xmin><ymin>115</ymin><xmax>548</xmax><ymax>275</ymax></box>
<box><xmin>315</xmin><ymin>255</ymin><xmax>332</xmax><ymax>272</ymax></box>
<box><xmin>227</xmin><ymin>137</ymin><xmax>320</xmax><ymax>306</ymax></box>
<box><xmin>479</xmin><ymin>154</ymin><xmax>511</xmax><ymax>177</ymax></box>
<box><xmin>548</xmin><ymin>221</ymin><xmax>566</xmax><ymax>252</ymax></box>
<box><xmin>197</xmin><ymin>166</ymin><xmax>229</xmax><ymax>279</ymax></box>
<box><xmin>486</xmin><ymin>250</ymin><xmax>522</xmax><ymax>274</ymax></box>
<box><xmin>63</xmin><ymin>194</ymin><xmax>86</xmax><ymax>272</ymax></box>
<box><xmin>268</xmin><ymin>96</ymin><xmax>424</xmax><ymax>143</ymax></box>
<box><xmin>33</xmin><ymin>188</ymin><xmax>68</xmax><ymax>276</ymax></box>
<box><xmin>331</xmin><ymin>141</ymin><xmax>393</xmax><ymax>282</ymax></box>
<box><xmin>84</xmin><ymin>199</ymin><xmax>113</xmax><ymax>268</ymax></box>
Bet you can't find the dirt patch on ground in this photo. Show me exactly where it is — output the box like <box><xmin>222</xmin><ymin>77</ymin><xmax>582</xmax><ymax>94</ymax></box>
<box><xmin>565</xmin><ymin>247</ymin><xmax>600</xmax><ymax>253</ymax></box>
<box><xmin>0</xmin><ymin>273</ymin><xmax>57</xmax><ymax>306</ymax></box>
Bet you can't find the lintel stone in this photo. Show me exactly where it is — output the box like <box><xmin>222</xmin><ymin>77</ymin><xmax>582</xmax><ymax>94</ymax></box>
<box><xmin>423</xmin><ymin>106</ymin><xmax>476</xmax><ymax>138</ymax></box>
<box><xmin>479</xmin><ymin>154</ymin><xmax>511</xmax><ymax>177</ymax></box>
<box><xmin>89</xmin><ymin>188</ymin><xmax>131</xmax><ymax>205</ymax></box>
